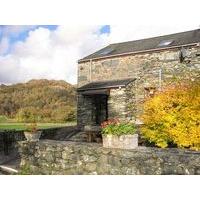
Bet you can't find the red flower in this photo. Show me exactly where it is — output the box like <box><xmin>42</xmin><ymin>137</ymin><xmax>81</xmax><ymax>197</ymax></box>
<box><xmin>101</xmin><ymin>118</ymin><xmax>120</xmax><ymax>128</ymax></box>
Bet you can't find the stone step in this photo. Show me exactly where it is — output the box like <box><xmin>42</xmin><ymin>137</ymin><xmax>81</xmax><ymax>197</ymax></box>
<box><xmin>69</xmin><ymin>132</ymin><xmax>88</xmax><ymax>142</ymax></box>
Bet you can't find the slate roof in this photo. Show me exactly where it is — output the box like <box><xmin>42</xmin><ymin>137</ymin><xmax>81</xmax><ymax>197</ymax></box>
<box><xmin>77</xmin><ymin>78</ymin><xmax>135</xmax><ymax>91</ymax></box>
<box><xmin>79</xmin><ymin>29</ymin><xmax>200</xmax><ymax>62</ymax></box>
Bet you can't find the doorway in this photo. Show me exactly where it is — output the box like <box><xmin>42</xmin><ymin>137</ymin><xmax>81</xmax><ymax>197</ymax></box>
<box><xmin>93</xmin><ymin>95</ymin><xmax>108</xmax><ymax>125</ymax></box>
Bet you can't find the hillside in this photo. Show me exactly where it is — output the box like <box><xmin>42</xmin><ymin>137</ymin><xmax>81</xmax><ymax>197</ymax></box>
<box><xmin>0</xmin><ymin>79</ymin><xmax>77</xmax><ymax>122</ymax></box>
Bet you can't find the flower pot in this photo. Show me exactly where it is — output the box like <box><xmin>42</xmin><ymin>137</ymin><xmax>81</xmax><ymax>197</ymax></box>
<box><xmin>24</xmin><ymin>131</ymin><xmax>42</xmax><ymax>142</ymax></box>
<box><xmin>102</xmin><ymin>134</ymin><xmax>138</xmax><ymax>149</ymax></box>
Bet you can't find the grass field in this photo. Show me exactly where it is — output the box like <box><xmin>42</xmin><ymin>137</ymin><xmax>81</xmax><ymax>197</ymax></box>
<box><xmin>0</xmin><ymin>122</ymin><xmax>76</xmax><ymax>131</ymax></box>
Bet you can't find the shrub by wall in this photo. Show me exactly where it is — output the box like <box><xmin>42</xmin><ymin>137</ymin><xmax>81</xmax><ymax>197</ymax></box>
<box><xmin>141</xmin><ymin>80</ymin><xmax>200</xmax><ymax>150</ymax></box>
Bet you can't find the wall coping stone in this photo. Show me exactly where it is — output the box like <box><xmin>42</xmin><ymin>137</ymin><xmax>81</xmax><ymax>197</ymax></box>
<box><xmin>19</xmin><ymin>140</ymin><xmax>200</xmax><ymax>154</ymax></box>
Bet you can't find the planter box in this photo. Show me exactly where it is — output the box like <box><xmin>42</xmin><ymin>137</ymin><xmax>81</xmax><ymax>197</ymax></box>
<box><xmin>24</xmin><ymin>131</ymin><xmax>42</xmax><ymax>142</ymax></box>
<box><xmin>102</xmin><ymin>134</ymin><xmax>138</xmax><ymax>149</ymax></box>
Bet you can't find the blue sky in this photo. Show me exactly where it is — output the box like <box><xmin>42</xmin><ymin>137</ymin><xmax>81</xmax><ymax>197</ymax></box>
<box><xmin>100</xmin><ymin>25</ymin><xmax>110</xmax><ymax>34</ymax></box>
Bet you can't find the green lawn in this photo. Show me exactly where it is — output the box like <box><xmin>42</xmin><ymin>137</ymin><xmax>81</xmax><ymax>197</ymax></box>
<box><xmin>0</xmin><ymin>122</ymin><xmax>76</xmax><ymax>131</ymax></box>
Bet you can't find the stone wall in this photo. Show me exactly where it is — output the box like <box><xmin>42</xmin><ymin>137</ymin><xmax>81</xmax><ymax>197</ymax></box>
<box><xmin>108</xmin><ymin>88</ymin><xmax>126</xmax><ymax>120</ymax></box>
<box><xmin>18</xmin><ymin>140</ymin><xmax>200</xmax><ymax>175</ymax></box>
<box><xmin>77</xmin><ymin>94</ymin><xmax>94</xmax><ymax>129</ymax></box>
<box><xmin>125</xmin><ymin>80</ymin><xmax>137</xmax><ymax>120</ymax></box>
<box><xmin>0</xmin><ymin>127</ymin><xmax>77</xmax><ymax>155</ymax></box>
<box><xmin>77</xmin><ymin>46</ymin><xmax>200</xmax><ymax>127</ymax></box>
<box><xmin>78</xmin><ymin>46</ymin><xmax>200</xmax><ymax>87</ymax></box>
<box><xmin>0</xmin><ymin>131</ymin><xmax>25</xmax><ymax>155</ymax></box>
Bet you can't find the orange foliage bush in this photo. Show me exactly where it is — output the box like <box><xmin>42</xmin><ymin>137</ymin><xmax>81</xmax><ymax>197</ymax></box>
<box><xmin>141</xmin><ymin>80</ymin><xmax>200</xmax><ymax>150</ymax></box>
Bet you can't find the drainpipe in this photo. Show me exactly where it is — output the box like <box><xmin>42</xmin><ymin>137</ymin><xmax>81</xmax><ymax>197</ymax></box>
<box><xmin>89</xmin><ymin>59</ymin><xmax>92</xmax><ymax>82</ymax></box>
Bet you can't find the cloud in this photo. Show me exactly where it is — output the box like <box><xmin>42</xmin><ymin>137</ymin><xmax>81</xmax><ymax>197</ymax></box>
<box><xmin>0</xmin><ymin>37</ymin><xmax>9</xmax><ymax>55</ymax></box>
<box><xmin>0</xmin><ymin>26</ymin><xmax>110</xmax><ymax>84</ymax></box>
<box><xmin>0</xmin><ymin>25</ymin><xmax>38</xmax><ymax>56</ymax></box>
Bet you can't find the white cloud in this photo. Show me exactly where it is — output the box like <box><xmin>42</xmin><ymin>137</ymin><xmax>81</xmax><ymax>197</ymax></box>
<box><xmin>0</xmin><ymin>26</ymin><xmax>110</xmax><ymax>84</ymax></box>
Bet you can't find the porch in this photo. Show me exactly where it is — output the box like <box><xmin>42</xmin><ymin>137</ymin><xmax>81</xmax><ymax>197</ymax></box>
<box><xmin>77</xmin><ymin>78</ymin><xmax>136</xmax><ymax>130</ymax></box>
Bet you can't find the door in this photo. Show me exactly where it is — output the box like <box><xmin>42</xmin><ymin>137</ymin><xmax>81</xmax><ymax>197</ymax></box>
<box><xmin>94</xmin><ymin>95</ymin><xmax>108</xmax><ymax>125</ymax></box>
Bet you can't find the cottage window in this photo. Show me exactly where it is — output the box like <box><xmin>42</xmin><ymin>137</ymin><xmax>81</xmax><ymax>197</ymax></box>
<box><xmin>99</xmin><ymin>47</ymin><xmax>114</xmax><ymax>55</ymax></box>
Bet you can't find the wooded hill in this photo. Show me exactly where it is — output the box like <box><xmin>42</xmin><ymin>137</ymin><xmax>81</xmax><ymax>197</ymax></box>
<box><xmin>0</xmin><ymin>79</ymin><xmax>77</xmax><ymax>122</ymax></box>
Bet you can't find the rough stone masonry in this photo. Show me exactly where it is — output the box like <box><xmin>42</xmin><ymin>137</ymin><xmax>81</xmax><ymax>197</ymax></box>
<box><xmin>18</xmin><ymin>140</ymin><xmax>200</xmax><ymax>175</ymax></box>
<box><xmin>77</xmin><ymin>36</ymin><xmax>200</xmax><ymax>129</ymax></box>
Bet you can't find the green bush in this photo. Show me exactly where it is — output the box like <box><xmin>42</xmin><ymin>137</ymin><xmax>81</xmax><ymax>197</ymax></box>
<box><xmin>0</xmin><ymin>115</ymin><xmax>8</xmax><ymax>123</ymax></box>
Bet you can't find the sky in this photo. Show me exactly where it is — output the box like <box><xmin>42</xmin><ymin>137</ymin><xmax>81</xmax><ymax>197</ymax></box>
<box><xmin>0</xmin><ymin>24</ymin><xmax>199</xmax><ymax>85</ymax></box>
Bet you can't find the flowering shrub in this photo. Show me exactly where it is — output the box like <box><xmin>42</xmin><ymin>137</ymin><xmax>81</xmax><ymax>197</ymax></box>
<box><xmin>101</xmin><ymin>119</ymin><xmax>136</xmax><ymax>136</ymax></box>
<box><xmin>141</xmin><ymin>80</ymin><xmax>200</xmax><ymax>150</ymax></box>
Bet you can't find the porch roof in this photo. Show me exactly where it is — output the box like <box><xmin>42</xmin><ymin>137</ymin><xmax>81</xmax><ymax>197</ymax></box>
<box><xmin>77</xmin><ymin>78</ymin><xmax>135</xmax><ymax>92</ymax></box>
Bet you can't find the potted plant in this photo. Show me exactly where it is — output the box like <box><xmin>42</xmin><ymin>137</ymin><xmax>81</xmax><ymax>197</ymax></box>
<box><xmin>101</xmin><ymin>119</ymin><xmax>138</xmax><ymax>149</ymax></box>
<box><xmin>24</xmin><ymin>123</ymin><xmax>42</xmax><ymax>142</ymax></box>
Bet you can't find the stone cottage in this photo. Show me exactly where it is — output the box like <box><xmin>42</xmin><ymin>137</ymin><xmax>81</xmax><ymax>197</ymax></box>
<box><xmin>77</xmin><ymin>29</ymin><xmax>200</xmax><ymax>130</ymax></box>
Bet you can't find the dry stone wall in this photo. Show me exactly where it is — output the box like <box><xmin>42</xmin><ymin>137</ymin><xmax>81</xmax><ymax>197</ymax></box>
<box><xmin>18</xmin><ymin>140</ymin><xmax>200</xmax><ymax>175</ymax></box>
<box><xmin>77</xmin><ymin>94</ymin><xmax>94</xmax><ymax>129</ymax></box>
<box><xmin>0</xmin><ymin>127</ymin><xmax>76</xmax><ymax>155</ymax></box>
<box><xmin>108</xmin><ymin>88</ymin><xmax>127</xmax><ymax>120</ymax></box>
